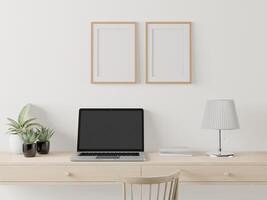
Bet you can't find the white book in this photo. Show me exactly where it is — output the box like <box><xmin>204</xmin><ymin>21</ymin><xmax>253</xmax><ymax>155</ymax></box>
<box><xmin>159</xmin><ymin>153</ymin><xmax>192</xmax><ymax>157</ymax></box>
<box><xmin>159</xmin><ymin>147</ymin><xmax>193</xmax><ymax>156</ymax></box>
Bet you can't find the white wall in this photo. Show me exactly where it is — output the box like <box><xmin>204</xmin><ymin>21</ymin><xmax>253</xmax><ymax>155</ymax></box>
<box><xmin>0</xmin><ymin>0</ymin><xmax>267</xmax><ymax>199</ymax></box>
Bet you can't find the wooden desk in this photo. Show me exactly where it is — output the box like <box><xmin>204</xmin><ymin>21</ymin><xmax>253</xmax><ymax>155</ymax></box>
<box><xmin>1</xmin><ymin>152</ymin><xmax>267</xmax><ymax>184</ymax></box>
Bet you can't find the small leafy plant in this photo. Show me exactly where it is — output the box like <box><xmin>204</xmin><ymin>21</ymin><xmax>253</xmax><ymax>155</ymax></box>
<box><xmin>37</xmin><ymin>127</ymin><xmax>54</xmax><ymax>142</ymax></box>
<box><xmin>21</xmin><ymin>129</ymin><xmax>39</xmax><ymax>144</ymax></box>
<box><xmin>7</xmin><ymin>104</ymin><xmax>40</xmax><ymax>135</ymax></box>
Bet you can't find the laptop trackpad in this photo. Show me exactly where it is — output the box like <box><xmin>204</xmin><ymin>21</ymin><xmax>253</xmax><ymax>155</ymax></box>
<box><xmin>96</xmin><ymin>156</ymin><xmax>120</xmax><ymax>159</ymax></box>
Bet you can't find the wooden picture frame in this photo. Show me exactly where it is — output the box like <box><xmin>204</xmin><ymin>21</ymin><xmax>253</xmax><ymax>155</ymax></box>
<box><xmin>145</xmin><ymin>22</ymin><xmax>192</xmax><ymax>83</ymax></box>
<box><xmin>91</xmin><ymin>22</ymin><xmax>136</xmax><ymax>83</ymax></box>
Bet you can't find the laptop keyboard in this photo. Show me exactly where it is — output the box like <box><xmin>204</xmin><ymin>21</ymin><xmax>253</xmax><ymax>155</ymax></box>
<box><xmin>79</xmin><ymin>152</ymin><xmax>140</xmax><ymax>157</ymax></box>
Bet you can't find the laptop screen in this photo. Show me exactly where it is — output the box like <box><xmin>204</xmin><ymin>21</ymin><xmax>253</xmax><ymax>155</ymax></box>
<box><xmin>77</xmin><ymin>109</ymin><xmax>144</xmax><ymax>151</ymax></box>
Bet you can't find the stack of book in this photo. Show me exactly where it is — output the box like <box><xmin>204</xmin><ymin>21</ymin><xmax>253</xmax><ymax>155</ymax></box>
<box><xmin>159</xmin><ymin>147</ymin><xmax>193</xmax><ymax>156</ymax></box>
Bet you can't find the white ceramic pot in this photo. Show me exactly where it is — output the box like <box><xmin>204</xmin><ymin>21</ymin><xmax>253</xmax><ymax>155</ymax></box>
<box><xmin>9</xmin><ymin>134</ymin><xmax>23</xmax><ymax>154</ymax></box>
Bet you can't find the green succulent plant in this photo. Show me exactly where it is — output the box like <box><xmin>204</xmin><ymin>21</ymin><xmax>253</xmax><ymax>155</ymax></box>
<box><xmin>37</xmin><ymin>127</ymin><xmax>54</xmax><ymax>142</ymax></box>
<box><xmin>21</xmin><ymin>129</ymin><xmax>39</xmax><ymax>144</ymax></box>
<box><xmin>7</xmin><ymin>104</ymin><xmax>41</xmax><ymax>135</ymax></box>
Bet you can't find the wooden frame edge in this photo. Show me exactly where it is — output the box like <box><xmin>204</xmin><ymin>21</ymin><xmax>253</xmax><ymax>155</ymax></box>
<box><xmin>145</xmin><ymin>21</ymin><xmax>192</xmax><ymax>84</ymax></box>
<box><xmin>90</xmin><ymin>21</ymin><xmax>137</xmax><ymax>84</ymax></box>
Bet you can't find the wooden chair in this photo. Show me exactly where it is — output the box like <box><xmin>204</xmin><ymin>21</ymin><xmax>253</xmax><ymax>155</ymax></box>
<box><xmin>121</xmin><ymin>171</ymin><xmax>180</xmax><ymax>200</ymax></box>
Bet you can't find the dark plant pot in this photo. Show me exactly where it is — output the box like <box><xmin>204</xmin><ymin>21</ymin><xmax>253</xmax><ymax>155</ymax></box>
<box><xmin>37</xmin><ymin>141</ymin><xmax>50</xmax><ymax>154</ymax></box>
<box><xmin>23</xmin><ymin>143</ymin><xmax>37</xmax><ymax>157</ymax></box>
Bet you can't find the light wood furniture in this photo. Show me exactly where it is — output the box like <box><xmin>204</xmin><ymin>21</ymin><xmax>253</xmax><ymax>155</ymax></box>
<box><xmin>1</xmin><ymin>152</ymin><xmax>267</xmax><ymax>184</ymax></box>
<box><xmin>121</xmin><ymin>171</ymin><xmax>180</xmax><ymax>200</ymax></box>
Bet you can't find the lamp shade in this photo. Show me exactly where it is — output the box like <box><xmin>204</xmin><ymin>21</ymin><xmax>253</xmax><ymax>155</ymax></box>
<box><xmin>202</xmin><ymin>99</ymin><xmax>240</xmax><ymax>130</ymax></box>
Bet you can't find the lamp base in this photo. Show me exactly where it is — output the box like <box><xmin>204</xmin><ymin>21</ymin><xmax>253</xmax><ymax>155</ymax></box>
<box><xmin>207</xmin><ymin>151</ymin><xmax>234</xmax><ymax>157</ymax></box>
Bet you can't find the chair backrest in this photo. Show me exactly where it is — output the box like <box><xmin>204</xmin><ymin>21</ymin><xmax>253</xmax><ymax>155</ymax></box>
<box><xmin>121</xmin><ymin>171</ymin><xmax>180</xmax><ymax>200</ymax></box>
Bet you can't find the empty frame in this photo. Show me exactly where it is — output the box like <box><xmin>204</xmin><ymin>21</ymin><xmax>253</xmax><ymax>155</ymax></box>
<box><xmin>91</xmin><ymin>22</ymin><xmax>136</xmax><ymax>83</ymax></box>
<box><xmin>146</xmin><ymin>22</ymin><xmax>192</xmax><ymax>83</ymax></box>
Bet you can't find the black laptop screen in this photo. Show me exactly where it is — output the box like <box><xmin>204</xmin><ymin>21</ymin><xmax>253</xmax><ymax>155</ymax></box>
<box><xmin>77</xmin><ymin>109</ymin><xmax>144</xmax><ymax>151</ymax></box>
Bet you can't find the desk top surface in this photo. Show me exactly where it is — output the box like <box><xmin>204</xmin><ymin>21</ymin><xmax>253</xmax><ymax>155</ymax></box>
<box><xmin>0</xmin><ymin>152</ymin><xmax>267</xmax><ymax>166</ymax></box>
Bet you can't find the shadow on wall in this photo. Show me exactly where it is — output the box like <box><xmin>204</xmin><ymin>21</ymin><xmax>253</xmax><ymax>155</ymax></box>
<box><xmin>230</xmin><ymin>104</ymin><xmax>267</xmax><ymax>150</ymax></box>
<box><xmin>144</xmin><ymin>110</ymin><xmax>160</xmax><ymax>151</ymax></box>
<box><xmin>28</xmin><ymin>104</ymin><xmax>74</xmax><ymax>151</ymax></box>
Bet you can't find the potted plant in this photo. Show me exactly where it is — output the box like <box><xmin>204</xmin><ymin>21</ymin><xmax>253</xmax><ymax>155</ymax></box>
<box><xmin>21</xmin><ymin>129</ymin><xmax>39</xmax><ymax>157</ymax></box>
<box><xmin>7</xmin><ymin>104</ymin><xmax>40</xmax><ymax>154</ymax></box>
<box><xmin>36</xmin><ymin>127</ymin><xmax>54</xmax><ymax>154</ymax></box>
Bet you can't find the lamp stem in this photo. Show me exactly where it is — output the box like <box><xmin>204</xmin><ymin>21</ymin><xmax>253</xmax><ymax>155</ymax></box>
<box><xmin>219</xmin><ymin>129</ymin><xmax>222</xmax><ymax>154</ymax></box>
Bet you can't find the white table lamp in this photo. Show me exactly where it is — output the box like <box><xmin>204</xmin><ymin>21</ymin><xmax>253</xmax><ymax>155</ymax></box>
<box><xmin>202</xmin><ymin>99</ymin><xmax>240</xmax><ymax>157</ymax></box>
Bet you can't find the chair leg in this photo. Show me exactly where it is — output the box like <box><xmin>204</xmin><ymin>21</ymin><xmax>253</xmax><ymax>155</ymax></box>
<box><xmin>173</xmin><ymin>179</ymin><xmax>179</xmax><ymax>200</ymax></box>
<box><xmin>122</xmin><ymin>183</ymin><xmax>126</xmax><ymax>200</ymax></box>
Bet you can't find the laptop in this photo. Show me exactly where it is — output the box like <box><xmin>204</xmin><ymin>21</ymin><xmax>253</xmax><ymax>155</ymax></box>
<box><xmin>71</xmin><ymin>108</ymin><xmax>145</xmax><ymax>161</ymax></box>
